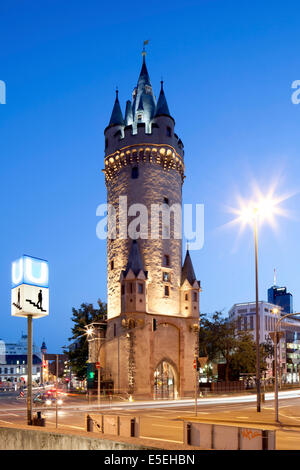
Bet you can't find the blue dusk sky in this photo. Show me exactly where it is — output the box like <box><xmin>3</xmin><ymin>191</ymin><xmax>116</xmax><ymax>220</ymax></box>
<box><xmin>1</xmin><ymin>0</ymin><xmax>300</xmax><ymax>352</ymax></box>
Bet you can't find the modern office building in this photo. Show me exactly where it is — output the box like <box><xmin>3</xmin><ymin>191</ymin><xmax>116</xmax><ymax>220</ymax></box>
<box><xmin>229</xmin><ymin>297</ymin><xmax>300</xmax><ymax>382</ymax></box>
<box><xmin>0</xmin><ymin>334</ymin><xmax>43</xmax><ymax>385</ymax></box>
<box><xmin>268</xmin><ymin>285</ymin><xmax>293</xmax><ymax>314</ymax></box>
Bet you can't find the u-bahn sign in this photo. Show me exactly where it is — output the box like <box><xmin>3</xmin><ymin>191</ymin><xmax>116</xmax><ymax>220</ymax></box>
<box><xmin>11</xmin><ymin>255</ymin><xmax>49</xmax><ymax>319</ymax></box>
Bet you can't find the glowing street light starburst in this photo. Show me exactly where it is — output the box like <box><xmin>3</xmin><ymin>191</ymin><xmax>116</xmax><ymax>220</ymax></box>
<box><xmin>229</xmin><ymin>184</ymin><xmax>293</xmax><ymax>235</ymax></box>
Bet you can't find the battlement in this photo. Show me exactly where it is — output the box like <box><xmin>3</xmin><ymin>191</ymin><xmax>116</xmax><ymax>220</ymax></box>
<box><xmin>103</xmin><ymin>143</ymin><xmax>185</xmax><ymax>186</ymax></box>
<box><xmin>104</xmin><ymin>115</ymin><xmax>184</xmax><ymax>160</ymax></box>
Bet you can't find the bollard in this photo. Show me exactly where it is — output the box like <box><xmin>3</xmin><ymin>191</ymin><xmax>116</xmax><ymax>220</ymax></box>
<box><xmin>186</xmin><ymin>423</ymin><xmax>192</xmax><ymax>445</ymax></box>
<box><xmin>86</xmin><ymin>414</ymin><xmax>93</xmax><ymax>432</ymax></box>
<box><xmin>130</xmin><ymin>418</ymin><xmax>135</xmax><ymax>437</ymax></box>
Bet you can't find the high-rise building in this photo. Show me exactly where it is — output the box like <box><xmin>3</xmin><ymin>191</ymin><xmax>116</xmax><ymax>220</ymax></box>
<box><xmin>91</xmin><ymin>51</ymin><xmax>201</xmax><ymax>399</ymax></box>
<box><xmin>268</xmin><ymin>285</ymin><xmax>293</xmax><ymax>314</ymax></box>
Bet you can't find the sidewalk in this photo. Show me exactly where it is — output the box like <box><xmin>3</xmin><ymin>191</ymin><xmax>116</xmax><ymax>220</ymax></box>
<box><xmin>178</xmin><ymin>403</ymin><xmax>300</xmax><ymax>430</ymax></box>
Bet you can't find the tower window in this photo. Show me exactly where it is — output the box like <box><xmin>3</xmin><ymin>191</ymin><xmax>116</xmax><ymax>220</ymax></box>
<box><xmin>138</xmin><ymin>283</ymin><xmax>143</xmax><ymax>294</ymax></box>
<box><xmin>185</xmin><ymin>293</ymin><xmax>188</xmax><ymax>301</ymax></box>
<box><xmin>137</xmin><ymin>114</ymin><xmax>142</xmax><ymax>121</ymax></box>
<box><xmin>164</xmin><ymin>285</ymin><xmax>170</xmax><ymax>297</ymax></box>
<box><xmin>163</xmin><ymin>272</ymin><xmax>170</xmax><ymax>282</ymax></box>
<box><xmin>105</xmin><ymin>138</ymin><xmax>108</xmax><ymax>148</ymax></box>
<box><xmin>163</xmin><ymin>255</ymin><xmax>170</xmax><ymax>267</ymax></box>
<box><xmin>193</xmin><ymin>292</ymin><xmax>197</xmax><ymax>302</ymax></box>
<box><xmin>163</xmin><ymin>197</ymin><xmax>169</xmax><ymax>205</ymax></box>
<box><xmin>111</xmin><ymin>260</ymin><xmax>114</xmax><ymax>270</ymax></box>
<box><xmin>121</xmin><ymin>285</ymin><xmax>125</xmax><ymax>295</ymax></box>
<box><xmin>131</xmin><ymin>166</ymin><xmax>139</xmax><ymax>179</ymax></box>
<box><xmin>166</xmin><ymin>126</ymin><xmax>172</xmax><ymax>137</ymax></box>
<box><xmin>129</xmin><ymin>283</ymin><xmax>133</xmax><ymax>294</ymax></box>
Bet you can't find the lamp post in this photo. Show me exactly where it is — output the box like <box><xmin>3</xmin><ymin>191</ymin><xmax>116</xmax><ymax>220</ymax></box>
<box><xmin>86</xmin><ymin>323</ymin><xmax>106</xmax><ymax>407</ymax></box>
<box><xmin>253</xmin><ymin>209</ymin><xmax>261</xmax><ymax>412</ymax></box>
<box><xmin>236</xmin><ymin>195</ymin><xmax>281</xmax><ymax>413</ymax></box>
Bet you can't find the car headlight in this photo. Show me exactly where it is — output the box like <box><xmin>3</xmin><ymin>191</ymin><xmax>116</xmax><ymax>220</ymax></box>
<box><xmin>45</xmin><ymin>399</ymin><xmax>52</xmax><ymax>405</ymax></box>
<box><xmin>57</xmin><ymin>399</ymin><xmax>63</xmax><ymax>405</ymax></box>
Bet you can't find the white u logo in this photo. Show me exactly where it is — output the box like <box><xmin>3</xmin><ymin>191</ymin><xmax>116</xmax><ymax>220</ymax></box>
<box><xmin>12</xmin><ymin>258</ymin><xmax>23</xmax><ymax>285</ymax></box>
<box><xmin>25</xmin><ymin>258</ymin><xmax>48</xmax><ymax>285</ymax></box>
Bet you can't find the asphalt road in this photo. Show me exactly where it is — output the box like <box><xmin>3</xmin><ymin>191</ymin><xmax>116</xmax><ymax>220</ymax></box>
<box><xmin>1</xmin><ymin>390</ymin><xmax>300</xmax><ymax>449</ymax></box>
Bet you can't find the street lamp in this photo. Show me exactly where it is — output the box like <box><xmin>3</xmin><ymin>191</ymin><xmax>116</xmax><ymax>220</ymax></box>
<box><xmin>86</xmin><ymin>323</ymin><xmax>106</xmax><ymax>407</ymax></box>
<box><xmin>237</xmin><ymin>195</ymin><xmax>279</xmax><ymax>413</ymax></box>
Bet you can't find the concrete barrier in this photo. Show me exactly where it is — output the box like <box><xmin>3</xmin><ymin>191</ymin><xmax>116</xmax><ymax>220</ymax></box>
<box><xmin>87</xmin><ymin>414</ymin><xmax>140</xmax><ymax>439</ymax></box>
<box><xmin>184</xmin><ymin>422</ymin><xmax>276</xmax><ymax>450</ymax></box>
<box><xmin>0</xmin><ymin>426</ymin><xmax>153</xmax><ymax>450</ymax></box>
<box><xmin>103</xmin><ymin>415</ymin><xmax>118</xmax><ymax>436</ymax></box>
<box><xmin>119</xmin><ymin>416</ymin><xmax>139</xmax><ymax>438</ymax></box>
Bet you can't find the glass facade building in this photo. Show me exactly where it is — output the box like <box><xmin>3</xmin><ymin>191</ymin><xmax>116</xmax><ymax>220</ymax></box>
<box><xmin>268</xmin><ymin>286</ymin><xmax>293</xmax><ymax>314</ymax></box>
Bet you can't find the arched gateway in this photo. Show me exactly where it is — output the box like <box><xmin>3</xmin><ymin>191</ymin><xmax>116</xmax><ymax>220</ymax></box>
<box><xmin>154</xmin><ymin>360</ymin><xmax>178</xmax><ymax>399</ymax></box>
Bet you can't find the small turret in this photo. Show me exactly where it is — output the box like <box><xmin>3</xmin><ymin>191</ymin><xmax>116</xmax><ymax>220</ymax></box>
<box><xmin>180</xmin><ymin>250</ymin><xmax>201</xmax><ymax>318</ymax></box>
<box><xmin>155</xmin><ymin>81</ymin><xmax>171</xmax><ymax>118</ymax></box>
<box><xmin>108</xmin><ymin>89</ymin><xmax>124</xmax><ymax>127</ymax></box>
<box><xmin>120</xmin><ymin>240</ymin><xmax>147</xmax><ymax>313</ymax></box>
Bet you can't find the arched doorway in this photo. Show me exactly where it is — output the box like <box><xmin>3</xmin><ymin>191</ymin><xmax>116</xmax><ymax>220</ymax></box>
<box><xmin>153</xmin><ymin>360</ymin><xmax>177</xmax><ymax>399</ymax></box>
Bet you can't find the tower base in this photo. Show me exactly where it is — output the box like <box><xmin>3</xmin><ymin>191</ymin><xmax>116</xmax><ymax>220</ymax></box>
<box><xmin>99</xmin><ymin>312</ymin><xmax>199</xmax><ymax>400</ymax></box>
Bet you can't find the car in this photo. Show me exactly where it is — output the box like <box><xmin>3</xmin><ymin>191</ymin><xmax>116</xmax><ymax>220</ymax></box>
<box><xmin>33</xmin><ymin>392</ymin><xmax>63</xmax><ymax>406</ymax></box>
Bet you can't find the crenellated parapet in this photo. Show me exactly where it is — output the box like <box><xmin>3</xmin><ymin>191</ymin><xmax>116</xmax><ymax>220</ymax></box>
<box><xmin>105</xmin><ymin>118</ymin><xmax>184</xmax><ymax>158</ymax></box>
<box><xmin>103</xmin><ymin>142</ymin><xmax>185</xmax><ymax>185</ymax></box>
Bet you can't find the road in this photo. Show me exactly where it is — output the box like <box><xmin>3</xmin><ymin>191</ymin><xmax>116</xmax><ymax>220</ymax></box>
<box><xmin>1</xmin><ymin>389</ymin><xmax>300</xmax><ymax>449</ymax></box>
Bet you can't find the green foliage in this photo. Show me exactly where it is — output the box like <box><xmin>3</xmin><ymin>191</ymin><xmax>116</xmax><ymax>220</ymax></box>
<box><xmin>199</xmin><ymin>312</ymin><xmax>272</xmax><ymax>382</ymax></box>
<box><xmin>66</xmin><ymin>300</ymin><xmax>107</xmax><ymax>381</ymax></box>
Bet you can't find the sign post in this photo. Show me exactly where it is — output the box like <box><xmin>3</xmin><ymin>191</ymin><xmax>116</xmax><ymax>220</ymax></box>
<box><xmin>11</xmin><ymin>255</ymin><xmax>49</xmax><ymax>425</ymax></box>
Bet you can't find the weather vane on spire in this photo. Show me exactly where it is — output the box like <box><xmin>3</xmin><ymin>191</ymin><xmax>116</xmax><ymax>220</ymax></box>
<box><xmin>142</xmin><ymin>39</ymin><xmax>149</xmax><ymax>58</ymax></box>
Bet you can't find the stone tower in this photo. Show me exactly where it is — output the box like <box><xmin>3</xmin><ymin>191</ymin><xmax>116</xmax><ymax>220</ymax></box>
<box><xmin>100</xmin><ymin>51</ymin><xmax>201</xmax><ymax>399</ymax></box>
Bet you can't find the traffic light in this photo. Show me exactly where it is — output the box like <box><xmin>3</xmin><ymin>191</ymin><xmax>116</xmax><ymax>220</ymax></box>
<box><xmin>89</xmin><ymin>371</ymin><xmax>94</xmax><ymax>379</ymax></box>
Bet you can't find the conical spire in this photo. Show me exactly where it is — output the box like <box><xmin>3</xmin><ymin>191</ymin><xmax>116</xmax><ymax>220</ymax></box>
<box><xmin>155</xmin><ymin>80</ymin><xmax>171</xmax><ymax>117</ymax></box>
<box><xmin>124</xmin><ymin>240</ymin><xmax>146</xmax><ymax>276</ymax></box>
<box><xmin>132</xmin><ymin>53</ymin><xmax>156</xmax><ymax>122</ymax></box>
<box><xmin>138</xmin><ymin>53</ymin><xmax>151</xmax><ymax>88</ymax></box>
<box><xmin>109</xmin><ymin>89</ymin><xmax>124</xmax><ymax>126</ymax></box>
<box><xmin>181</xmin><ymin>249</ymin><xmax>196</xmax><ymax>285</ymax></box>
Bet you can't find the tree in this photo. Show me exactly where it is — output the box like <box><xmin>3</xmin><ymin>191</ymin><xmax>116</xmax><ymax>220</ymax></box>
<box><xmin>199</xmin><ymin>312</ymin><xmax>238</xmax><ymax>382</ymax></box>
<box><xmin>67</xmin><ymin>300</ymin><xmax>107</xmax><ymax>381</ymax></box>
<box><xmin>199</xmin><ymin>312</ymin><xmax>273</xmax><ymax>382</ymax></box>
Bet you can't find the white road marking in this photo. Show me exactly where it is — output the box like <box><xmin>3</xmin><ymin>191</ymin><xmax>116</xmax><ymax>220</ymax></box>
<box><xmin>152</xmin><ymin>423</ymin><xmax>182</xmax><ymax>429</ymax></box>
<box><xmin>47</xmin><ymin>421</ymin><xmax>85</xmax><ymax>430</ymax></box>
<box><xmin>140</xmin><ymin>436</ymin><xmax>183</xmax><ymax>444</ymax></box>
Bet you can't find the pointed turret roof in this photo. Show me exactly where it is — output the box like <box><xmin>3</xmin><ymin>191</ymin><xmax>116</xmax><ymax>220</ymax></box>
<box><xmin>137</xmin><ymin>54</ymin><xmax>152</xmax><ymax>88</ymax></box>
<box><xmin>181</xmin><ymin>250</ymin><xmax>197</xmax><ymax>285</ymax></box>
<box><xmin>109</xmin><ymin>90</ymin><xmax>124</xmax><ymax>126</ymax></box>
<box><xmin>132</xmin><ymin>54</ymin><xmax>156</xmax><ymax>122</ymax></box>
<box><xmin>155</xmin><ymin>81</ymin><xmax>171</xmax><ymax>117</ymax></box>
<box><xmin>124</xmin><ymin>240</ymin><xmax>146</xmax><ymax>277</ymax></box>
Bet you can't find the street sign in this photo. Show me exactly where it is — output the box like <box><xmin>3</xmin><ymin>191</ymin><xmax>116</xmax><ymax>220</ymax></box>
<box><xmin>11</xmin><ymin>256</ymin><xmax>49</xmax><ymax>318</ymax></box>
<box><xmin>96</xmin><ymin>362</ymin><xmax>100</xmax><ymax>369</ymax></box>
<box><xmin>269</xmin><ymin>331</ymin><xmax>285</xmax><ymax>343</ymax></box>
